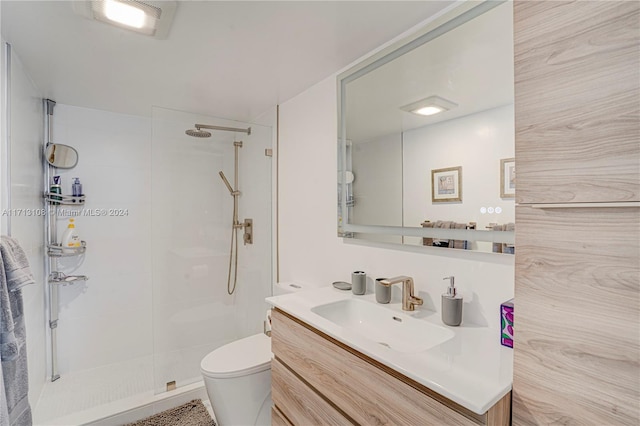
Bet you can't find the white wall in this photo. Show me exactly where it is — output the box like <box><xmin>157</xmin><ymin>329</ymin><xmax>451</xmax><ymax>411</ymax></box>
<box><xmin>352</xmin><ymin>133</ymin><xmax>403</xmax><ymax>243</ymax></box>
<box><xmin>403</xmin><ymin>105</ymin><xmax>515</xmax><ymax>247</ymax></box>
<box><xmin>4</xmin><ymin>45</ymin><xmax>46</xmax><ymax>409</ymax></box>
<box><xmin>279</xmin><ymin>76</ymin><xmax>514</xmax><ymax>330</ymax></box>
<box><xmin>52</xmin><ymin>104</ymin><xmax>153</xmax><ymax>373</ymax></box>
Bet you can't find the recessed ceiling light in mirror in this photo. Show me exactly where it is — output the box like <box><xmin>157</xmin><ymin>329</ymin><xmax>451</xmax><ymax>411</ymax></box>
<box><xmin>400</xmin><ymin>96</ymin><xmax>458</xmax><ymax>117</ymax></box>
<box><xmin>414</xmin><ymin>106</ymin><xmax>443</xmax><ymax>116</ymax></box>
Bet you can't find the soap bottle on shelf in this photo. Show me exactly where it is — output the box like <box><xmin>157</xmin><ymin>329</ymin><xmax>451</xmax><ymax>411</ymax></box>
<box><xmin>61</xmin><ymin>218</ymin><xmax>82</xmax><ymax>253</ymax></box>
<box><xmin>72</xmin><ymin>178</ymin><xmax>83</xmax><ymax>197</ymax></box>
<box><xmin>50</xmin><ymin>176</ymin><xmax>62</xmax><ymax>205</ymax></box>
<box><xmin>442</xmin><ymin>276</ymin><xmax>463</xmax><ymax>326</ymax></box>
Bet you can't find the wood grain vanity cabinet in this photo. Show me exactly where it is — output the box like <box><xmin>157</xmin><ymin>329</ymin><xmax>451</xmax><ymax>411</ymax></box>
<box><xmin>514</xmin><ymin>1</ymin><xmax>639</xmax><ymax>204</ymax></box>
<box><xmin>513</xmin><ymin>1</ymin><xmax>640</xmax><ymax>424</ymax></box>
<box><xmin>270</xmin><ymin>308</ymin><xmax>511</xmax><ymax>426</ymax></box>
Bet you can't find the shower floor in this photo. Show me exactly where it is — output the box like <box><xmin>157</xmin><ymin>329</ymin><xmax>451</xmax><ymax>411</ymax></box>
<box><xmin>33</xmin><ymin>356</ymin><xmax>210</xmax><ymax>425</ymax></box>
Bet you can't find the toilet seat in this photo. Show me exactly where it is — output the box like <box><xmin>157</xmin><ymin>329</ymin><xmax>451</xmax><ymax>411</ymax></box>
<box><xmin>201</xmin><ymin>333</ymin><xmax>271</xmax><ymax>379</ymax></box>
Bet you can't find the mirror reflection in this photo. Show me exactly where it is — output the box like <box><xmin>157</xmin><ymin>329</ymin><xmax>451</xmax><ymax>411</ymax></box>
<box><xmin>339</xmin><ymin>1</ymin><xmax>514</xmax><ymax>253</ymax></box>
<box><xmin>45</xmin><ymin>143</ymin><xmax>79</xmax><ymax>169</ymax></box>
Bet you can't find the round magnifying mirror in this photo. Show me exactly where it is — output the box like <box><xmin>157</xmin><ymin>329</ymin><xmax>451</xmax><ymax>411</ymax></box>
<box><xmin>337</xmin><ymin>170</ymin><xmax>355</xmax><ymax>184</ymax></box>
<box><xmin>45</xmin><ymin>144</ymin><xmax>78</xmax><ymax>169</ymax></box>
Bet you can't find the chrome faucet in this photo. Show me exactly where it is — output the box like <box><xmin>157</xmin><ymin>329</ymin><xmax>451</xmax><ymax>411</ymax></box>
<box><xmin>380</xmin><ymin>276</ymin><xmax>423</xmax><ymax>311</ymax></box>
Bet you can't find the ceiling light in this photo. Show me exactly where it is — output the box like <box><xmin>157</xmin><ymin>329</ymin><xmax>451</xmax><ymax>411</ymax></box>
<box><xmin>103</xmin><ymin>0</ymin><xmax>146</xmax><ymax>29</ymax></box>
<box><xmin>400</xmin><ymin>96</ymin><xmax>458</xmax><ymax>117</ymax></box>
<box><xmin>414</xmin><ymin>106</ymin><xmax>444</xmax><ymax>116</ymax></box>
<box><xmin>72</xmin><ymin>1</ymin><xmax>177</xmax><ymax>39</ymax></box>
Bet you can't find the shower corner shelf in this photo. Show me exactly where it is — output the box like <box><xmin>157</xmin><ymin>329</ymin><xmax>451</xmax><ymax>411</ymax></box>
<box><xmin>47</xmin><ymin>241</ymin><xmax>87</xmax><ymax>257</ymax></box>
<box><xmin>48</xmin><ymin>272</ymin><xmax>89</xmax><ymax>285</ymax></box>
<box><xmin>45</xmin><ymin>192</ymin><xmax>86</xmax><ymax>205</ymax></box>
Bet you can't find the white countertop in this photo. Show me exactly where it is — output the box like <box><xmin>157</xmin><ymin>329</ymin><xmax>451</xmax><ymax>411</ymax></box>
<box><xmin>266</xmin><ymin>287</ymin><xmax>513</xmax><ymax>415</ymax></box>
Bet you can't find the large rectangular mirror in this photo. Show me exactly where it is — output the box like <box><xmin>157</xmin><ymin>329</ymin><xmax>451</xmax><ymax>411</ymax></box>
<box><xmin>338</xmin><ymin>0</ymin><xmax>514</xmax><ymax>253</ymax></box>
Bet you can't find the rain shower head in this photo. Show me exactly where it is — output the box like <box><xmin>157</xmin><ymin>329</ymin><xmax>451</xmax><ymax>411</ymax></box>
<box><xmin>185</xmin><ymin>128</ymin><xmax>212</xmax><ymax>138</ymax></box>
<box><xmin>186</xmin><ymin>123</ymin><xmax>251</xmax><ymax>138</ymax></box>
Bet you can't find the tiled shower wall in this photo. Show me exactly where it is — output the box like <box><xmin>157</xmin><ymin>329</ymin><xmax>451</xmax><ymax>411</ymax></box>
<box><xmin>52</xmin><ymin>104</ymin><xmax>153</xmax><ymax>373</ymax></box>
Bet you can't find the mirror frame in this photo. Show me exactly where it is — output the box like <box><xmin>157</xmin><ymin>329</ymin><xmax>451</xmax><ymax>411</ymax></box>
<box><xmin>45</xmin><ymin>143</ymin><xmax>79</xmax><ymax>169</ymax></box>
<box><xmin>337</xmin><ymin>0</ymin><xmax>514</xmax><ymax>248</ymax></box>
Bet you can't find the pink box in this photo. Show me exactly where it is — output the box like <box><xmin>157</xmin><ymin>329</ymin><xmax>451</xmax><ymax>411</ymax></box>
<box><xmin>500</xmin><ymin>299</ymin><xmax>514</xmax><ymax>348</ymax></box>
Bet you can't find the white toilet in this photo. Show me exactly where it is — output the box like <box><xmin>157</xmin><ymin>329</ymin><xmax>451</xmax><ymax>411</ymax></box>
<box><xmin>200</xmin><ymin>281</ymin><xmax>316</xmax><ymax>425</ymax></box>
<box><xmin>201</xmin><ymin>333</ymin><xmax>272</xmax><ymax>425</ymax></box>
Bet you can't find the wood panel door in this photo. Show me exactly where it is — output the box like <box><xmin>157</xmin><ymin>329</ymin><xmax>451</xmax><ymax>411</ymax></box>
<box><xmin>514</xmin><ymin>1</ymin><xmax>639</xmax><ymax>204</ymax></box>
<box><xmin>513</xmin><ymin>205</ymin><xmax>639</xmax><ymax>424</ymax></box>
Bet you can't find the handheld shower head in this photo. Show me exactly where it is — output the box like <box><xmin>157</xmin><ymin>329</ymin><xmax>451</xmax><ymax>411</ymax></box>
<box><xmin>219</xmin><ymin>171</ymin><xmax>235</xmax><ymax>195</ymax></box>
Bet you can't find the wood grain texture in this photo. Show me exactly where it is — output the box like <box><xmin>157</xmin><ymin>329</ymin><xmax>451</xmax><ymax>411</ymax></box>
<box><xmin>514</xmin><ymin>1</ymin><xmax>640</xmax><ymax>204</ymax></box>
<box><xmin>272</xmin><ymin>309</ymin><xmax>496</xmax><ymax>426</ymax></box>
<box><xmin>486</xmin><ymin>392</ymin><xmax>511</xmax><ymax>426</ymax></box>
<box><xmin>513</xmin><ymin>205</ymin><xmax>640</xmax><ymax>425</ymax></box>
<box><xmin>272</xmin><ymin>358</ymin><xmax>353</xmax><ymax>426</ymax></box>
<box><xmin>271</xmin><ymin>406</ymin><xmax>292</xmax><ymax>426</ymax></box>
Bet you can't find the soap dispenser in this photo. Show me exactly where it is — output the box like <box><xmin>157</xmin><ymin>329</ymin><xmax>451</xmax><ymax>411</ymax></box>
<box><xmin>442</xmin><ymin>276</ymin><xmax>462</xmax><ymax>326</ymax></box>
<box><xmin>72</xmin><ymin>178</ymin><xmax>83</xmax><ymax>197</ymax></box>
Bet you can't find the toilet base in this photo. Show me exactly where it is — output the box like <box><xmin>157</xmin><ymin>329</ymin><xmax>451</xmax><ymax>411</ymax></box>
<box><xmin>204</xmin><ymin>370</ymin><xmax>272</xmax><ymax>426</ymax></box>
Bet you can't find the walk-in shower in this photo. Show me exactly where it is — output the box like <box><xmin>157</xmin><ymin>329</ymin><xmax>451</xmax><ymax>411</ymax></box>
<box><xmin>151</xmin><ymin>109</ymin><xmax>273</xmax><ymax>404</ymax></box>
<box><xmin>1</xmin><ymin>99</ymin><xmax>274</xmax><ymax>424</ymax></box>
<box><xmin>185</xmin><ymin>124</ymin><xmax>253</xmax><ymax>295</ymax></box>
<box><xmin>3</xmin><ymin>16</ymin><xmax>274</xmax><ymax>422</ymax></box>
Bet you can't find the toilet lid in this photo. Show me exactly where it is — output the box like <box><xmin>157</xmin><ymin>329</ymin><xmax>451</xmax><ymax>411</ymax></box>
<box><xmin>201</xmin><ymin>333</ymin><xmax>272</xmax><ymax>379</ymax></box>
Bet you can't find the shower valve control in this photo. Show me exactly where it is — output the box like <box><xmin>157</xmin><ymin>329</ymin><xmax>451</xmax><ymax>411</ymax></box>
<box><xmin>243</xmin><ymin>219</ymin><xmax>253</xmax><ymax>245</ymax></box>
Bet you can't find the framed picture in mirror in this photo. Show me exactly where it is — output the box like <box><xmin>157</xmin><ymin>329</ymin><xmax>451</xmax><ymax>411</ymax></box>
<box><xmin>500</xmin><ymin>158</ymin><xmax>515</xmax><ymax>198</ymax></box>
<box><xmin>431</xmin><ymin>166</ymin><xmax>462</xmax><ymax>203</ymax></box>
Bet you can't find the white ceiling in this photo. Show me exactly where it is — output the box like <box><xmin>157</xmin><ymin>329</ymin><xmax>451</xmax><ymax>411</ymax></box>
<box><xmin>1</xmin><ymin>1</ymin><xmax>453</xmax><ymax>122</ymax></box>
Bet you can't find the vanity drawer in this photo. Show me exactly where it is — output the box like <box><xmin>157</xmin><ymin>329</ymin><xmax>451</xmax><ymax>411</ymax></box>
<box><xmin>272</xmin><ymin>358</ymin><xmax>353</xmax><ymax>425</ymax></box>
<box><xmin>271</xmin><ymin>406</ymin><xmax>292</xmax><ymax>426</ymax></box>
<box><xmin>271</xmin><ymin>309</ymin><xmax>507</xmax><ymax>425</ymax></box>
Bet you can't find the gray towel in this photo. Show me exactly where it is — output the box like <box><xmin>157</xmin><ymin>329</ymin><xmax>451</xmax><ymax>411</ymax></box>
<box><xmin>0</xmin><ymin>237</ymin><xmax>34</xmax><ymax>360</ymax></box>
<box><xmin>0</xmin><ymin>236</ymin><xmax>34</xmax><ymax>426</ymax></box>
<box><xmin>0</xmin><ymin>364</ymin><xmax>9</xmax><ymax>426</ymax></box>
<box><xmin>420</xmin><ymin>221</ymin><xmax>434</xmax><ymax>246</ymax></box>
<box><xmin>452</xmin><ymin>223</ymin><xmax>467</xmax><ymax>249</ymax></box>
<box><xmin>502</xmin><ymin>223</ymin><xmax>515</xmax><ymax>254</ymax></box>
<box><xmin>434</xmin><ymin>221</ymin><xmax>453</xmax><ymax>247</ymax></box>
<box><xmin>0</xmin><ymin>237</ymin><xmax>34</xmax><ymax>291</ymax></box>
<box><xmin>492</xmin><ymin>224</ymin><xmax>504</xmax><ymax>253</ymax></box>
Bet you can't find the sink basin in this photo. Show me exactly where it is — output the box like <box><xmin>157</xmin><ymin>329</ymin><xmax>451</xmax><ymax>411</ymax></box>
<box><xmin>311</xmin><ymin>299</ymin><xmax>454</xmax><ymax>353</ymax></box>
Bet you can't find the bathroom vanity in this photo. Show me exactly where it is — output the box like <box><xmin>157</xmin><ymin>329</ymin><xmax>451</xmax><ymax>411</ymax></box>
<box><xmin>267</xmin><ymin>289</ymin><xmax>512</xmax><ymax>425</ymax></box>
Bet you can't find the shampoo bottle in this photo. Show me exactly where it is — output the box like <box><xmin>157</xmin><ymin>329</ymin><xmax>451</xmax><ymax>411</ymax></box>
<box><xmin>61</xmin><ymin>218</ymin><xmax>82</xmax><ymax>253</ymax></box>
<box><xmin>50</xmin><ymin>176</ymin><xmax>62</xmax><ymax>205</ymax></box>
<box><xmin>442</xmin><ymin>276</ymin><xmax>463</xmax><ymax>326</ymax></box>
